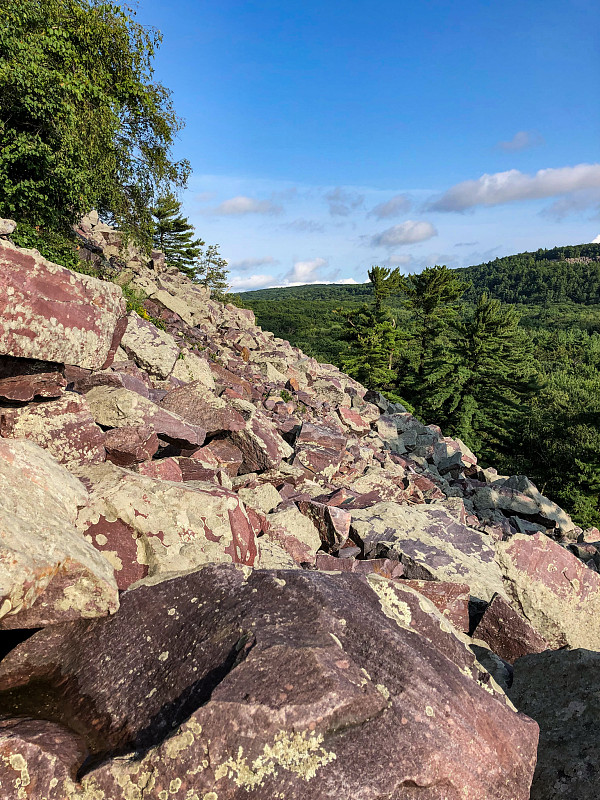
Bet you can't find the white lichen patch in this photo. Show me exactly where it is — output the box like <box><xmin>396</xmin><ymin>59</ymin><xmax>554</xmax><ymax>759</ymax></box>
<box><xmin>366</xmin><ymin>574</ymin><xmax>412</xmax><ymax>629</ymax></box>
<box><xmin>217</xmin><ymin>730</ymin><xmax>336</xmax><ymax>790</ymax></box>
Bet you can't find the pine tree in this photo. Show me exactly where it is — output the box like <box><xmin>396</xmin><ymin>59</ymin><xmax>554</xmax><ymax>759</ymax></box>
<box><xmin>398</xmin><ymin>265</ymin><xmax>469</xmax><ymax>411</ymax></box>
<box><xmin>151</xmin><ymin>193</ymin><xmax>204</xmax><ymax>278</ymax></box>
<box><xmin>367</xmin><ymin>266</ymin><xmax>404</xmax><ymax>312</ymax></box>
<box><xmin>195</xmin><ymin>244</ymin><xmax>230</xmax><ymax>299</ymax></box>
<box><xmin>439</xmin><ymin>294</ymin><xmax>542</xmax><ymax>454</ymax></box>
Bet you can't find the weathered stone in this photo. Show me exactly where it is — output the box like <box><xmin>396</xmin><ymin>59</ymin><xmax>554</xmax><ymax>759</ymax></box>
<box><xmin>160</xmin><ymin>382</ymin><xmax>246</xmax><ymax>434</ymax></box>
<box><xmin>0</xmin><ymin>238</ymin><xmax>126</xmax><ymax>369</ymax></box>
<box><xmin>0</xmin><ymin>566</ymin><xmax>538</xmax><ymax>800</ymax></box>
<box><xmin>337</xmin><ymin>406</ymin><xmax>370</xmax><ymax>435</ymax></box>
<box><xmin>402</xmin><ymin>580</ymin><xmax>471</xmax><ymax>634</ymax></box>
<box><xmin>0</xmin><ymin>371</ymin><xmax>66</xmax><ymax>402</ymax></box>
<box><xmin>474</xmin><ymin>481</ymin><xmax>574</xmax><ymax>534</ymax></box>
<box><xmin>264</xmin><ymin>506</ymin><xmax>322</xmax><ymax>564</ymax></box>
<box><xmin>104</xmin><ymin>425</ymin><xmax>159</xmax><ymax>467</ymax></box>
<box><xmin>201</xmin><ymin>439</ymin><xmax>243</xmax><ymax>476</ymax></box>
<box><xmin>315</xmin><ymin>553</ymin><xmax>405</xmax><ymax>579</ymax></box>
<box><xmin>350</xmin><ymin>502</ymin><xmax>506</xmax><ymax>601</ymax></box>
<box><xmin>170</xmin><ymin>350</ymin><xmax>216</xmax><ymax>388</ymax></box>
<box><xmin>293</xmin><ymin>421</ymin><xmax>347</xmax><ymax>479</ymax></box>
<box><xmin>296</xmin><ymin>499</ymin><xmax>351</xmax><ymax>551</ymax></box>
<box><xmin>84</xmin><ymin>385</ymin><xmax>205</xmax><ymax>448</ymax></box>
<box><xmin>0</xmin><ymin>718</ymin><xmax>89</xmax><ymax>799</ymax></box>
<box><xmin>238</xmin><ymin>483</ymin><xmax>282</xmax><ymax>514</ymax></box>
<box><xmin>0</xmin><ymin>439</ymin><xmax>118</xmax><ymax>628</ymax></box>
<box><xmin>75</xmin><ymin>463</ymin><xmax>257</xmax><ymax>587</ymax></box>
<box><xmin>134</xmin><ymin>457</ymin><xmax>182</xmax><ymax>482</ymax></box>
<box><xmin>0</xmin><ymin>218</ymin><xmax>16</xmax><ymax>235</ymax></box>
<box><xmin>496</xmin><ymin>532</ymin><xmax>600</xmax><ymax>649</ymax></box>
<box><xmin>230</xmin><ymin>410</ymin><xmax>294</xmax><ymax>474</ymax></box>
<box><xmin>209</xmin><ymin>362</ymin><xmax>254</xmax><ymax>398</ymax></box>
<box><xmin>120</xmin><ymin>311</ymin><xmax>180</xmax><ymax>378</ymax></box>
<box><xmin>0</xmin><ymin>393</ymin><xmax>105</xmax><ymax>468</ymax></box>
<box><xmin>473</xmin><ymin>593</ymin><xmax>549</xmax><ymax>663</ymax></box>
<box><xmin>509</xmin><ymin>649</ymin><xmax>600</xmax><ymax>800</ymax></box>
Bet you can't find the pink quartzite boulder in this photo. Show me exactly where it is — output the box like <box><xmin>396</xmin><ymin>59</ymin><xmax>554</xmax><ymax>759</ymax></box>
<box><xmin>74</xmin><ymin>463</ymin><xmax>257</xmax><ymax>588</ymax></box>
<box><xmin>0</xmin><ymin>439</ymin><xmax>118</xmax><ymax>629</ymax></box>
<box><xmin>296</xmin><ymin>499</ymin><xmax>351</xmax><ymax>551</ymax></box>
<box><xmin>350</xmin><ymin>501</ymin><xmax>506</xmax><ymax>602</ymax></box>
<box><xmin>0</xmin><ymin>238</ymin><xmax>126</xmax><ymax>369</ymax></box>
<box><xmin>104</xmin><ymin>425</ymin><xmax>159</xmax><ymax>467</ymax></box>
<box><xmin>160</xmin><ymin>381</ymin><xmax>246</xmax><ymax>434</ymax></box>
<box><xmin>84</xmin><ymin>385</ymin><xmax>206</xmax><ymax>448</ymax></box>
<box><xmin>229</xmin><ymin>410</ymin><xmax>294</xmax><ymax>474</ymax></box>
<box><xmin>0</xmin><ymin>371</ymin><xmax>66</xmax><ymax>402</ymax></box>
<box><xmin>0</xmin><ymin>565</ymin><xmax>538</xmax><ymax>800</ymax></box>
<box><xmin>293</xmin><ymin>421</ymin><xmax>347</xmax><ymax>479</ymax></box>
<box><xmin>337</xmin><ymin>406</ymin><xmax>371</xmax><ymax>435</ymax></box>
<box><xmin>402</xmin><ymin>580</ymin><xmax>471</xmax><ymax>634</ymax></box>
<box><xmin>0</xmin><ymin>393</ymin><xmax>105</xmax><ymax>468</ymax></box>
<box><xmin>473</xmin><ymin>592</ymin><xmax>549</xmax><ymax>663</ymax></box>
<box><xmin>496</xmin><ymin>532</ymin><xmax>600</xmax><ymax>649</ymax></box>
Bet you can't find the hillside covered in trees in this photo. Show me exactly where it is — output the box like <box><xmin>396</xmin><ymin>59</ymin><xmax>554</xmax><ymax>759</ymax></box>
<box><xmin>240</xmin><ymin>246</ymin><xmax>600</xmax><ymax>528</ymax></box>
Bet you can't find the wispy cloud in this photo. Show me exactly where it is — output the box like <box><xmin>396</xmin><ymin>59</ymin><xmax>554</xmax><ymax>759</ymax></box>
<box><xmin>325</xmin><ymin>187</ymin><xmax>364</xmax><ymax>216</ymax></box>
<box><xmin>371</xmin><ymin>220</ymin><xmax>437</xmax><ymax>248</ymax></box>
<box><xmin>212</xmin><ymin>195</ymin><xmax>283</xmax><ymax>216</ymax></box>
<box><xmin>427</xmin><ymin>163</ymin><xmax>600</xmax><ymax>212</ymax></box>
<box><xmin>229</xmin><ymin>274</ymin><xmax>275</xmax><ymax>291</ymax></box>
<box><xmin>281</xmin><ymin>218</ymin><xmax>325</xmax><ymax>233</ymax></box>
<box><xmin>368</xmin><ymin>194</ymin><xmax>412</xmax><ymax>219</ymax></box>
<box><xmin>229</xmin><ymin>256</ymin><xmax>278</xmax><ymax>271</ymax></box>
<box><xmin>539</xmin><ymin>188</ymin><xmax>600</xmax><ymax>220</ymax></box>
<box><xmin>496</xmin><ymin>130</ymin><xmax>544</xmax><ymax>152</ymax></box>
<box><xmin>454</xmin><ymin>241</ymin><xmax>479</xmax><ymax>247</ymax></box>
<box><xmin>285</xmin><ymin>257</ymin><xmax>327</xmax><ymax>283</ymax></box>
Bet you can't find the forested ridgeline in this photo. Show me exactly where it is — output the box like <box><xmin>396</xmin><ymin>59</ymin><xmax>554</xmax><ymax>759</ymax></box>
<box><xmin>240</xmin><ymin>252</ymin><xmax>600</xmax><ymax>528</ymax></box>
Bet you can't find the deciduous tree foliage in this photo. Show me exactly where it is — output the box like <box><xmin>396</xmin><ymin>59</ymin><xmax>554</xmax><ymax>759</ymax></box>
<box><xmin>0</xmin><ymin>0</ymin><xmax>189</xmax><ymax>244</ymax></box>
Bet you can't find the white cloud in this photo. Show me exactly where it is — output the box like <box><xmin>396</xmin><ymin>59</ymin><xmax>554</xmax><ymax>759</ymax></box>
<box><xmin>497</xmin><ymin>130</ymin><xmax>544</xmax><ymax>152</ymax></box>
<box><xmin>368</xmin><ymin>194</ymin><xmax>412</xmax><ymax>219</ymax></box>
<box><xmin>325</xmin><ymin>187</ymin><xmax>364</xmax><ymax>216</ymax></box>
<box><xmin>282</xmin><ymin>218</ymin><xmax>325</xmax><ymax>233</ymax></box>
<box><xmin>229</xmin><ymin>256</ymin><xmax>277</xmax><ymax>271</ymax></box>
<box><xmin>592</xmin><ymin>234</ymin><xmax>600</xmax><ymax>243</ymax></box>
<box><xmin>380</xmin><ymin>254</ymin><xmax>413</xmax><ymax>267</ymax></box>
<box><xmin>540</xmin><ymin>188</ymin><xmax>600</xmax><ymax>220</ymax></box>
<box><xmin>285</xmin><ymin>257</ymin><xmax>327</xmax><ymax>283</ymax></box>
<box><xmin>371</xmin><ymin>220</ymin><xmax>438</xmax><ymax>248</ymax></box>
<box><xmin>212</xmin><ymin>195</ymin><xmax>282</xmax><ymax>215</ymax></box>
<box><xmin>428</xmin><ymin>163</ymin><xmax>600</xmax><ymax>212</ymax></box>
<box><xmin>228</xmin><ymin>274</ymin><xmax>275</xmax><ymax>290</ymax></box>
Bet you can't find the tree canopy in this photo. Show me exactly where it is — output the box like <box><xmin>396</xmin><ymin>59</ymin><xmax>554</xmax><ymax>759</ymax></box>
<box><xmin>151</xmin><ymin>193</ymin><xmax>204</xmax><ymax>277</ymax></box>
<box><xmin>0</xmin><ymin>0</ymin><xmax>189</xmax><ymax>244</ymax></box>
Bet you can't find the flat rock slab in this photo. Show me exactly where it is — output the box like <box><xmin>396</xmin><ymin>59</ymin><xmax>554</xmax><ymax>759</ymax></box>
<box><xmin>351</xmin><ymin>501</ymin><xmax>506</xmax><ymax>601</ymax></box>
<box><xmin>496</xmin><ymin>532</ymin><xmax>600</xmax><ymax>649</ymax></box>
<box><xmin>473</xmin><ymin>593</ymin><xmax>549</xmax><ymax>663</ymax></box>
<box><xmin>0</xmin><ymin>393</ymin><xmax>105</xmax><ymax>468</ymax></box>
<box><xmin>0</xmin><ymin>439</ymin><xmax>118</xmax><ymax>628</ymax></box>
<box><xmin>104</xmin><ymin>425</ymin><xmax>159</xmax><ymax>467</ymax></box>
<box><xmin>84</xmin><ymin>384</ymin><xmax>205</xmax><ymax>448</ymax></box>
<box><xmin>0</xmin><ymin>371</ymin><xmax>66</xmax><ymax>402</ymax></box>
<box><xmin>0</xmin><ymin>238</ymin><xmax>126</xmax><ymax>369</ymax></box>
<box><xmin>402</xmin><ymin>579</ymin><xmax>471</xmax><ymax>634</ymax></box>
<box><xmin>75</xmin><ymin>463</ymin><xmax>257</xmax><ymax>588</ymax></box>
<box><xmin>0</xmin><ymin>565</ymin><xmax>537</xmax><ymax>800</ymax></box>
<box><xmin>160</xmin><ymin>381</ymin><xmax>246</xmax><ymax>434</ymax></box>
<box><xmin>230</xmin><ymin>410</ymin><xmax>294</xmax><ymax>474</ymax></box>
<box><xmin>508</xmin><ymin>648</ymin><xmax>600</xmax><ymax>800</ymax></box>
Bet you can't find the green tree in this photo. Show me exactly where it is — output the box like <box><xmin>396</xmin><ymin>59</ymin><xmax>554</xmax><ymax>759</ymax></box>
<box><xmin>195</xmin><ymin>244</ymin><xmax>230</xmax><ymax>299</ymax></box>
<box><xmin>0</xmin><ymin>0</ymin><xmax>189</xmax><ymax>243</ymax></box>
<box><xmin>436</xmin><ymin>295</ymin><xmax>541</xmax><ymax>454</ymax></box>
<box><xmin>151</xmin><ymin>193</ymin><xmax>204</xmax><ymax>277</ymax></box>
<box><xmin>367</xmin><ymin>266</ymin><xmax>403</xmax><ymax>312</ymax></box>
<box><xmin>398</xmin><ymin>265</ymin><xmax>469</xmax><ymax>408</ymax></box>
<box><xmin>340</xmin><ymin>305</ymin><xmax>401</xmax><ymax>389</ymax></box>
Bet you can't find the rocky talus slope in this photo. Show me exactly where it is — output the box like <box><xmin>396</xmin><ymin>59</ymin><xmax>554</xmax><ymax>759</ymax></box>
<box><xmin>0</xmin><ymin>216</ymin><xmax>599</xmax><ymax>799</ymax></box>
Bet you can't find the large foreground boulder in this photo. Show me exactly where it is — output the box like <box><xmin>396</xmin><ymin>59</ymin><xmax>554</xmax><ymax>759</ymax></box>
<box><xmin>0</xmin><ymin>565</ymin><xmax>538</xmax><ymax>799</ymax></box>
<box><xmin>0</xmin><ymin>439</ymin><xmax>118</xmax><ymax>628</ymax></box>
<box><xmin>0</xmin><ymin>238</ymin><xmax>126</xmax><ymax>369</ymax></box>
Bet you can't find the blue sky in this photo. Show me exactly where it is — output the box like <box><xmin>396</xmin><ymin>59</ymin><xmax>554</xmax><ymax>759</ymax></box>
<box><xmin>138</xmin><ymin>0</ymin><xmax>600</xmax><ymax>289</ymax></box>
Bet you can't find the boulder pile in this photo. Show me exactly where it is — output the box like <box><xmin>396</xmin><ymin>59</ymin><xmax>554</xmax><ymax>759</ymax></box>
<box><xmin>0</xmin><ymin>217</ymin><xmax>597</xmax><ymax>798</ymax></box>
